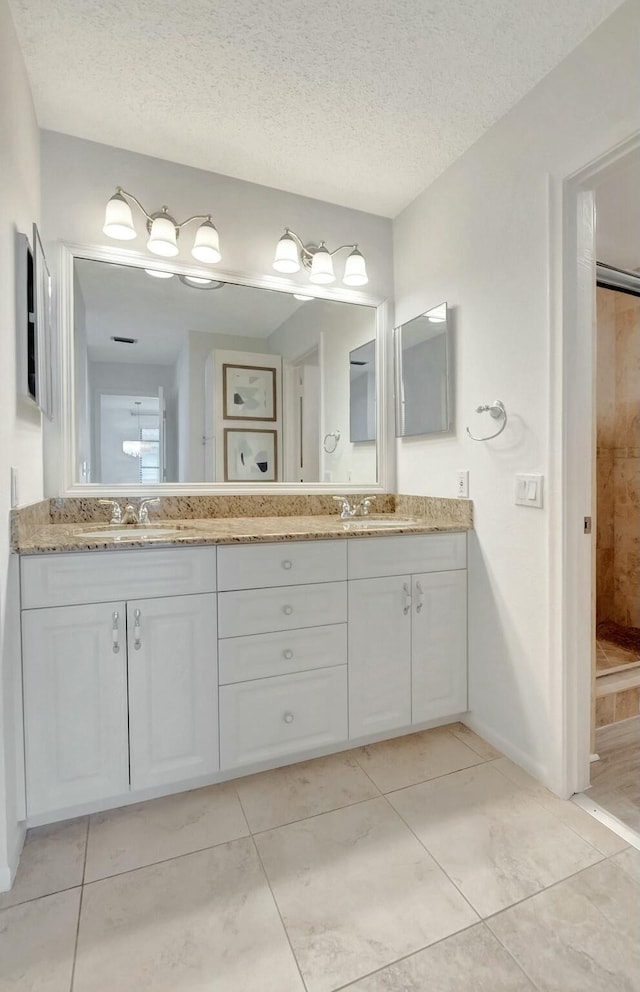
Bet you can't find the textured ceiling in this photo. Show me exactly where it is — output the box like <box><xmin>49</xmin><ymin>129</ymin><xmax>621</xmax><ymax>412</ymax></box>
<box><xmin>11</xmin><ymin>0</ymin><xmax>625</xmax><ymax>216</ymax></box>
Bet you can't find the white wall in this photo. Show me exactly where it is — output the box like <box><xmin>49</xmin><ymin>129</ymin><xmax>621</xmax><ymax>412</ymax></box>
<box><xmin>393</xmin><ymin>0</ymin><xmax>640</xmax><ymax>787</ymax></box>
<box><xmin>0</xmin><ymin>0</ymin><xmax>42</xmax><ymax>888</ymax></box>
<box><xmin>40</xmin><ymin>131</ymin><xmax>393</xmax><ymax>493</ymax></box>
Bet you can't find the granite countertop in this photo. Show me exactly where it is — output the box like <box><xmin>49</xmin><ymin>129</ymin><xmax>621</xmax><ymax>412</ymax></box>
<box><xmin>14</xmin><ymin>513</ymin><xmax>471</xmax><ymax>555</ymax></box>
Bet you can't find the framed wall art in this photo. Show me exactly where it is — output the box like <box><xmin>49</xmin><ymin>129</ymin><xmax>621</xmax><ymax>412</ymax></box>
<box><xmin>223</xmin><ymin>363</ymin><xmax>277</xmax><ymax>421</ymax></box>
<box><xmin>224</xmin><ymin>428</ymin><xmax>278</xmax><ymax>482</ymax></box>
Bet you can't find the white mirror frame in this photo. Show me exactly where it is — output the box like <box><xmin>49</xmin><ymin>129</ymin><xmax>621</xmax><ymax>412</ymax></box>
<box><xmin>51</xmin><ymin>241</ymin><xmax>395</xmax><ymax>496</ymax></box>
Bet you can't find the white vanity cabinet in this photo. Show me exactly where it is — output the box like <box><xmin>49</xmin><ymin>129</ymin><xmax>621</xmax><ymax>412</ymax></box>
<box><xmin>21</xmin><ymin>548</ymin><xmax>218</xmax><ymax>817</ymax></box>
<box><xmin>348</xmin><ymin>534</ymin><xmax>467</xmax><ymax>738</ymax></box>
<box><xmin>217</xmin><ymin>540</ymin><xmax>349</xmax><ymax>769</ymax></box>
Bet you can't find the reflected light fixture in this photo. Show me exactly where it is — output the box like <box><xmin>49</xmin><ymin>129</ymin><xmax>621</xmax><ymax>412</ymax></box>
<box><xmin>426</xmin><ymin>304</ymin><xmax>447</xmax><ymax>323</ymax></box>
<box><xmin>293</xmin><ymin>294</ymin><xmax>314</xmax><ymax>301</ymax></box>
<box><xmin>103</xmin><ymin>187</ymin><xmax>222</xmax><ymax>264</ymax></box>
<box><xmin>144</xmin><ymin>268</ymin><xmax>174</xmax><ymax>279</ymax></box>
<box><xmin>272</xmin><ymin>229</ymin><xmax>368</xmax><ymax>287</ymax></box>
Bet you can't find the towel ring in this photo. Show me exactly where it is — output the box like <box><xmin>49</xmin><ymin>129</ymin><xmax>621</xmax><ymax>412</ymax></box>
<box><xmin>466</xmin><ymin>400</ymin><xmax>507</xmax><ymax>441</ymax></box>
<box><xmin>323</xmin><ymin>430</ymin><xmax>341</xmax><ymax>454</ymax></box>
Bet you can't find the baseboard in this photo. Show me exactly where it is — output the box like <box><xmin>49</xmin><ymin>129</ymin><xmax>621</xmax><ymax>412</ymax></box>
<box><xmin>461</xmin><ymin>714</ymin><xmax>547</xmax><ymax>785</ymax></box>
<box><xmin>0</xmin><ymin>822</ymin><xmax>26</xmax><ymax>894</ymax></box>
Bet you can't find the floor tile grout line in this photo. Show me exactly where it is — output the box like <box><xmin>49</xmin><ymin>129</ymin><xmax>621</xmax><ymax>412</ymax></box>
<box><xmin>246</xmin><ymin>789</ymin><xmax>386</xmax><ymax>837</ymax></box>
<box><xmin>377</xmin><ymin>789</ymin><xmax>482</xmax><ymax>923</ymax></box>
<box><xmin>479</xmin><ymin>855</ymin><xmax>610</xmax><ymax>924</ymax></box>
<box><xmin>324</xmin><ymin>919</ymin><xmax>484</xmax><ymax>992</ymax></box>
<box><xmin>482</xmin><ymin>920</ymin><xmax>545</xmax><ymax>992</ymax></box>
<box><xmin>69</xmin><ymin>817</ymin><xmax>91</xmax><ymax>992</ymax></box>
<box><xmin>247</xmin><ymin>830</ymin><xmax>310</xmax><ymax>992</ymax></box>
<box><xmin>81</xmin><ymin>830</ymin><xmax>252</xmax><ymax>887</ymax></box>
<box><xmin>0</xmin><ymin>880</ymin><xmax>84</xmax><ymax>913</ymax></box>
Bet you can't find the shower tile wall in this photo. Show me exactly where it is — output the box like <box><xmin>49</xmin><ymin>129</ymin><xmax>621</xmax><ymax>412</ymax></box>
<box><xmin>596</xmin><ymin>288</ymin><xmax>640</xmax><ymax>629</ymax></box>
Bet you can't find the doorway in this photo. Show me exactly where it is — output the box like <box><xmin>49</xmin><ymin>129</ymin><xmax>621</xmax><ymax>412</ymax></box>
<box><xmin>561</xmin><ymin>138</ymin><xmax>640</xmax><ymax>841</ymax></box>
<box><xmin>283</xmin><ymin>347</ymin><xmax>321</xmax><ymax>483</ymax></box>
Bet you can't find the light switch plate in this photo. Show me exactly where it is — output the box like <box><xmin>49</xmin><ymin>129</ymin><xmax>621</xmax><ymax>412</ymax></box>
<box><xmin>515</xmin><ymin>473</ymin><xmax>543</xmax><ymax>508</ymax></box>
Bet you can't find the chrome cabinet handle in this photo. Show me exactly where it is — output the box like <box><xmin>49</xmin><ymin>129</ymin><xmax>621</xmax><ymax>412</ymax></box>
<box><xmin>112</xmin><ymin>611</ymin><xmax>120</xmax><ymax>653</ymax></box>
<box><xmin>402</xmin><ymin>582</ymin><xmax>412</xmax><ymax>615</ymax></box>
<box><xmin>415</xmin><ymin>580</ymin><xmax>424</xmax><ymax>613</ymax></box>
<box><xmin>282</xmin><ymin>605</ymin><xmax>293</xmax><ymax>616</ymax></box>
<box><xmin>281</xmin><ymin>559</ymin><xmax>293</xmax><ymax>570</ymax></box>
<box><xmin>283</xmin><ymin>649</ymin><xmax>294</xmax><ymax>660</ymax></box>
<box><xmin>283</xmin><ymin>711</ymin><xmax>294</xmax><ymax>724</ymax></box>
<box><xmin>133</xmin><ymin>608</ymin><xmax>142</xmax><ymax>650</ymax></box>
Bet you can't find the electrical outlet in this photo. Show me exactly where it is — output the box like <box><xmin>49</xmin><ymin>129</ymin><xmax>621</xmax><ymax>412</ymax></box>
<box><xmin>456</xmin><ymin>470</ymin><xmax>469</xmax><ymax>498</ymax></box>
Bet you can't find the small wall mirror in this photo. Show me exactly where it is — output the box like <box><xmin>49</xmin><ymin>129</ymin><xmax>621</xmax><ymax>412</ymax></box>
<box><xmin>71</xmin><ymin>256</ymin><xmax>379</xmax><ymax>487</ymax></box>
<box><xmin>394</xmin><ymin>302</ymin><xmax>452</xmax><ymax>437</ymax></box>
<box><xmin>349</xmin><ymin>340</ymin><xmax>376</xmax><ymax>443</ymax></box>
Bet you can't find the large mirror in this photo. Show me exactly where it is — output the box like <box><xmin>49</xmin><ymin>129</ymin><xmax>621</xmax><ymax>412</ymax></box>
<box><xmin>72</xmin><ymin>258</ymin><xmax>379</xmax><ymax>486</ymax></box>
<box><xmin>394</xmin><ymin>302</ymin><xmax>452</xmax><ymax>437</ymax></box>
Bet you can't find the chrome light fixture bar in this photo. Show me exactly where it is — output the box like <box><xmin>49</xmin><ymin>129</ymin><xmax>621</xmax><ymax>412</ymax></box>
<box><xmin>272</xmin><ymin>228</ymin><xmax>368</xmax><ymax>287</ymax></box>
<box><xmin>103</xmin><ymin>187</ymin><xmax>222</xmax><ymax>264</ymax></box>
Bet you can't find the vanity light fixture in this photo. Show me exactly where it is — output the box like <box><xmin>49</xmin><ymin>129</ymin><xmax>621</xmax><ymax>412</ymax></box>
<box><xmin>144</xmin><ymin>268</ymin><xmax>174</xmax><ymax>279</ymax></box>
<box><xmin>103</xmin><ymin>188</ymin><xmax>222</xmax><ymax>264</ymax></box>
<box><xmin>293</xmin><ymin>294</ymin><xmax>314</xmax><ymax>301</ymax></box>
<box><xmin>273</xmin><ymin>229</ymin><xmax>368</xmax><ymax>287</ymax></box>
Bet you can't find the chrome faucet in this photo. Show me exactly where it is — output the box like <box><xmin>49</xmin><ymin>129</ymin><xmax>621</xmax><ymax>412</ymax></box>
<box><xmin>99</xmin><ymin>499</ymin><xmax>122</xmax><ymax>524</ymax></box>
<box><xmin>332</xmin><ymin>495</ymin><xmax>376</xmax><ymax>519</ymax></box>
<box><xmin>98</xmin><ymin>498</ymin><xmax>161</xmax><ymax>525</ymax></box>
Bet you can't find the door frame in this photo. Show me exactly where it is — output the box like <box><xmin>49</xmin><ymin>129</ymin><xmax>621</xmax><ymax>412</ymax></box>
<box><xmin>553</xmin><ymin>133</ymin><xmax>640</xmax><ymax>798</ymax></box>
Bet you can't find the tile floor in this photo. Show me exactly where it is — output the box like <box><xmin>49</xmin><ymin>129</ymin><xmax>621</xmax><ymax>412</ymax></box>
<box><xmin>1</xmin><ymin>722</ymin><xmax>638</xmax><ymax>992</ymax></box>
<box><xmin>589</xmin><ymin>716</ymin><xmax>640</xmax><ymax>833</ymax></box>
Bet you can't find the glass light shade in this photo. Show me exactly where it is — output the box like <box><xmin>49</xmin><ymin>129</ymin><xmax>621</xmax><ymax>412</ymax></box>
<box><xmin>144</xmin><ymin>268</ymin><xmax>174</xmax><ymax>279</ymax></box>
<box><xmin>309</xmin><ymin>246</ymin><xmax>335</xmax><ymax>284</ymax></box>
<box><xmin>122</xmin><ymin>440</ymin><xmax>155</xmax><ymax>458</ymax></box>
<box><xmin>273</xmin><ymin>233</ymin><xmax>300</xmax><ymax>273</ymax></box>
<box><xmin>103</xmin><ymin>192</ymin><xmax>136</xmax><ymax>240</ymax></box>
<box><xmin>293</xmin><ymin>294</ymin><xmax>313</xmax><ymax>301</ymax></box>
<box><xmin>147</xmin><ymin>215</ymin><xmax>179</xmax><ymax>257</ymax></box>
<box><xmin>343</xmin><ymin>248</ymin><xmax>368</xmax><ymax>286</ymax></box>
<box><xmin>183</xmin><ymin>275</ymin><xmax>213</xmax><ymax>286</ymax></box>
<box><xmin>192</xmin><ymin>221</ymin><xmax>221</xmax><ymax>263</ymax></box>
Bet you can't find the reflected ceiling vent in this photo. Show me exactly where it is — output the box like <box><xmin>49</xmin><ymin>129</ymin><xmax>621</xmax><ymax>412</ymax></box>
<box><xmin>110</xmin><ymin>335</ymin><xmax>138</xmax><ymax>344</ymax></box>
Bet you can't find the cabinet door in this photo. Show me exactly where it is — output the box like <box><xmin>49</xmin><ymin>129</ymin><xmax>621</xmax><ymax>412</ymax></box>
<box><xmin>22</xmin><ymin>602</ymin><xmax>128</xmax><ymax>816</ymax></box>
<box><xmin>348</xmin><ymin>576</ymin><xmax>412</xmax><ymax>738</ymax></box>
<box><xmin>127</xmin><ymin>593</ymin><xmax>219</xmax><ymax>790</ymax></box>
<box><xmin>412</xmin><ymin>571</ymin><xmax>467</xmax><ymax>723</ymax></box>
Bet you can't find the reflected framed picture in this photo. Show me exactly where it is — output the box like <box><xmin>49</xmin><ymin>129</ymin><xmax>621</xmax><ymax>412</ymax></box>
<box><xmin>223</xmin><ymin>363</ymin><xmax>276</xmax><ymax>421</ymax></box>
<box><xmin>224</xmin><ymin>428</ymin><xmax>278</xmax><ymax>482</ymax></box>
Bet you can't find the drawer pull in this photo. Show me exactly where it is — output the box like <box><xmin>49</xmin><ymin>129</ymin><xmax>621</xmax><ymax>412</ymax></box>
<box><xmin>283</xmin><ymin>711</ymin><xmax>295</xmax><ymax>724</ymax></box>
<box><xmin>283</xmin><ymin>649</ymin><xmax>294</xmax><ymax>660</ymax></box>
<box><xmin>281</xmin><ymin>559</ymin><xmax>293</xmax><ymax>570</ymax></box>
<box><xmin>282</xmin><ymin>605</ymin><xmax>294</xmax><ymax>616</ymax></box>
<box><xmin>112</xmin><ymin>611</ymin><xmax>120</xmax><ymax>654</ymax></box>
<box><xmin>402</xmin><ymin>582</ymin><xmax>412</xmax><ymax>615</ymax></box>
<box><xmin>133</xmin><ymin>608</ymin><xmax>142</xmax><ymax>650</ymax></box>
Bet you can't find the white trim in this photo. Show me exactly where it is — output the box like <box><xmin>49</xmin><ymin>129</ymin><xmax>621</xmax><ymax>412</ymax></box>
<box><xmin>571</xmin><ymin>792</ymin><xmax>640</xmax><ymax>851</ymax></box>
<box><xmin>554</xmin><ymin>134</ymin><xmax>640</xmax><ymax>799</ymax></box>
<box><xmin>462</xmin><ymin>714</ymin><xmax>546</xmax><ymax>783</ymax></box>
<box><xmin>52</xmin><ymin>241</ymin><xmax>394</xmax><ymax>496</ymax></box>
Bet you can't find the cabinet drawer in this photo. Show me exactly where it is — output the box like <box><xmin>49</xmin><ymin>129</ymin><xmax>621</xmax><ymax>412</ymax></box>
<box><xmin>219</xmin><ymin>623</ymin><xmax>347</xmax><ymax>684</ymax></box>
<box><xmin>217</xmin><ymin>540</ymin><xmax>346</xmax><ymax>591</ymax></box>
<box><xmin>21</xmin><ymin>548</ymin><xmax>217</xmax><ymax>608</ymax></box>
<box><xmin>219</xmin><ymin>666</ymin><xmax>348</xmax><ymax>769</ymax></box>
<box><xmin>348</xmin><ymin>533</ymin><xmax>466</xmax><ymax>579</ymax></box>
<box><xmin>218</xmin><ymin>581</ymin><xmax>347</xmax><ymax>638</ymax></box>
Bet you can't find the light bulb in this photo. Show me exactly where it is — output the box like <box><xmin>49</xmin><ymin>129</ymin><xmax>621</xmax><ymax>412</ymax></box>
<box><xmin>192</xmin><ymin>220</ymin><xmax>221</xmax><ymax>263</ymax></box>
<box><xmin>144</xmin><ymin>268</ymin><xmax>174</xmax><ymax>279</ymax></box>
<box><xmin>273</xmin><ymin>232</ymin><xmax>300</xmax><ymax>274</ymax></box>
<box><xmin>309</xmin><ymin>244</ymin><xmax>335</xmax><ymax>284</ymax></box>
<box><xmin>103</xmin><ymin>192</ymin><xmax>136</xmax><ymax>240</ymax></box>
<box><xmin>147</xmin><ymin>214</ymin><xmax>179</xmax><ymax>257</ymax></box>
<box><xmin>343</xmin><ymin>247</ymin><xmax>368</xmax><ymax>286</ymax></box>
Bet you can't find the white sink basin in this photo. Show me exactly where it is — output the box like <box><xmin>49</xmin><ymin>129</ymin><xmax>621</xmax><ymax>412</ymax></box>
<box><xmin>80</xmin><ymin>527</ymin><xmax>181</xmax><ymax>540</ymax></box>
